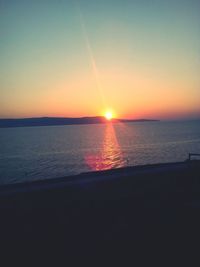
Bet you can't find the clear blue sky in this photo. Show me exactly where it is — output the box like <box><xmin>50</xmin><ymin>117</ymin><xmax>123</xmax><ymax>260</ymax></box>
<box><xmin>0</xmin><ymin>0</ymin><xmax>200</xmax><ymax>119</ymax></box>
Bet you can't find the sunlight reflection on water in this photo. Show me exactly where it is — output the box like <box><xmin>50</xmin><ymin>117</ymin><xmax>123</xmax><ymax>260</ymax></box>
<box><xmin>0</xmin><ymin>120</ymin><xmax>200</xmax><ymax>184</ymax></box>
<box><xmin>85</xmin><ymin>123</ymin><xmax>126</xmax><ymax>171</ymax></box>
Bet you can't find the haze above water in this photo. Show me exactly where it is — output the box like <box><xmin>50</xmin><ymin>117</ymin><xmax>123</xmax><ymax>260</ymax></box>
<box><xmin>0</xmin><ymin>120</ymin><xmax>200</xmax><ymax>185</ymax></box>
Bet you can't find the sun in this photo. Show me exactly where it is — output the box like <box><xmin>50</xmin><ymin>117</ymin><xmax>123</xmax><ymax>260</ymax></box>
<box><xmin>105</xmin><ymin>111</ymin><xmax>113</xmax><ymax>121</ymax></box>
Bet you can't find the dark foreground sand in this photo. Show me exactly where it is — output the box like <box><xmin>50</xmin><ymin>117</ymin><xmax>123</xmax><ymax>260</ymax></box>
<box><xmin>0</xmin><ymin>161</ymin><xmax>200</xmax><ymax>266</ymax></box>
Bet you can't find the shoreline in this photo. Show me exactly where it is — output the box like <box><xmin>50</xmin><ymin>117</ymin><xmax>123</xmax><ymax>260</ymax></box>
<box><xmin>0</xmin><ymin>160</ymin><xmax>199</xmax><ymax>196</ymax></box>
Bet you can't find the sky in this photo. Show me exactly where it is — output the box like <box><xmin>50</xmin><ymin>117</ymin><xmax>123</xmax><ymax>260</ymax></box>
<box><xmin>0</xmin><ymin>0</ymin><xmax>200</xmax><ymax>119</ymax></box>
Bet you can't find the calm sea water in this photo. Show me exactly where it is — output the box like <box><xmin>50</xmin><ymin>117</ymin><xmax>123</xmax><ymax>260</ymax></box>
<box><xmin>0</xmin><ymin>120</ymin><xmax>200</xmax><ymax>185</ymax></box>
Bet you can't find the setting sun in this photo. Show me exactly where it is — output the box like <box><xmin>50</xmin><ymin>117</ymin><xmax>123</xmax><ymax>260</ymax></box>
<box><xmin>105</xmin><ymin>111</ymin><xmax>113</xmax><ymax>120</ymax></box>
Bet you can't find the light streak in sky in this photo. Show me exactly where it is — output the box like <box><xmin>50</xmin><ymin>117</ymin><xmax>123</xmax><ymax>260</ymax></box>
<box><xmin>76</xmin><ymin>3</ymin><xmax>106</xmax><ymax>108</ymax></box>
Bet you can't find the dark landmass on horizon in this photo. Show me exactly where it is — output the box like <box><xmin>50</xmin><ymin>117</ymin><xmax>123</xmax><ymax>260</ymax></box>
<box><xmin>0</xmin><ymin>116</ymin><xmax>159</xmax><ymax>128</ymax></box>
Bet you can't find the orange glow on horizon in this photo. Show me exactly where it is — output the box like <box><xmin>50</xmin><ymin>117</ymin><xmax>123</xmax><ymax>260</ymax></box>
<box><xmin>1</xmin><ymin>2</ymin><xmax>199</xmax><ymax>121</ymax></box>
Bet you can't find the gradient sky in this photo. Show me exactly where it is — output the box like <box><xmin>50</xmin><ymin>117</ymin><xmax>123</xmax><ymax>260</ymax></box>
<box><xmin>0</xmin><ymin>0</ymin><xmax>200</xmax><ymax>119</ymax></box>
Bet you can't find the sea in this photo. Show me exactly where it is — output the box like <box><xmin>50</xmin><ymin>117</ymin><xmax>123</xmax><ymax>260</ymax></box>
<box><xmin>0</xmin><ymin>120</ymin><xmax>200</xmax><ymax>185</ymax></box>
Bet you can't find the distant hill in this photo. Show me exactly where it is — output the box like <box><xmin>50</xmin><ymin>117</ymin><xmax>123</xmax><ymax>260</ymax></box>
<box><xmin>0</xmin><ymin>117</ymin><xmax>159</xmax><ymax>128</ymax></box>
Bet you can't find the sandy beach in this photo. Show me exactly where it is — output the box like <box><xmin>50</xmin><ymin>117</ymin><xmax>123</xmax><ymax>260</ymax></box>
<box><xmin>0</xmin><ymin>160</ymin><xmax>200</xmax><ymax>265</ymax></box>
